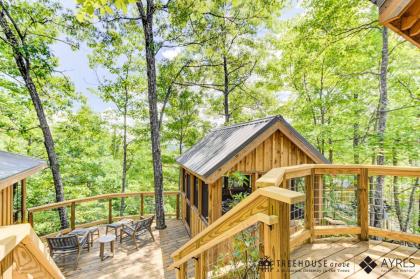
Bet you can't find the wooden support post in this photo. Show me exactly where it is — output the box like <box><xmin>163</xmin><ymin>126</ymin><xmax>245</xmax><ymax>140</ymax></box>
<box><xmin>305</xmin><ymin>172</ymin><xmax>314</xmax><ymax>242</ymax></box>
<box><xmin>200</xmin><ymin>252</ymin><xmax>207</xmax><ymax>279</ymax></box>
<box><xmin>263</xmin><ymin>223</ymin><xmax>273</xmax><ymax>279</ymax></box>
<box><xmin>358</xmin><ymin>168</ymin><xmax>369</xmax><ymax>241</ymax></box>
<box><xmin>278</xmin><ymin>201</ymin><xmax>290</xmax><ymax>279</ymax></box>
<box><xmin>28</xmin><ymin>211</ymin><xmax>33</xmax><ymax>227</ymax></box>
<box><xmin>140</xmin><ymin>194</ymin><xmax>144</xmax><ymax>217</ymax></box>
<box><xmin>176</xmin><ymin>193</ymin><xmax>180</xmax><ymax>220</ymax></box>
<box><xmin>176</xmin><ymin>262</ymin><xmax>187</xmax><ymax>279</ymax></box>
<box><xmin>70</xmin><ymin>202</ymin><xmax>76</xmax><ymax>230</ymax></box>
<box><xmin>194</xmin><ymin>256</ymin><xmax>201</xmax><ymax>279</ymax></box>
<box><xmin>108</xmin><ymin>199</ymin><xmax>113</xmax><ymax>224</ymax></box>
<box><xmin>21</xmin><ymin>179</ymin><xmax>26</xmax><ymax>223</ymax></box>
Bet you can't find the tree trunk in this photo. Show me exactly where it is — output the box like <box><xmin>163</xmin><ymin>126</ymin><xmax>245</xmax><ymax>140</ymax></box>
<box><xmin>136</xmin><ymin>0</ymin><xmax>166</xmax><ymax>229</ymax></box>
<box><xmin>373</xmin><ymin>27</ymin><xmax>389</xmax><ymax>228</ymax></box>
<box><xmin>353</xmin><ymin>93</ymin><xmax>360</xmax><ymax>164</ymax></box>
<box><xmin>120</xmin><ymin>98</ymin><xmax>128</xmax><ymax>216</ymax></box>
<box><xmin>0</xmin><ymin>5</ymin><xmax>68</xmax><ymax>229</ymax></box>
<box><xmin>223</xmin><ymin>55</ymin><xmax>230</xmax><ymax>124</ymax></box>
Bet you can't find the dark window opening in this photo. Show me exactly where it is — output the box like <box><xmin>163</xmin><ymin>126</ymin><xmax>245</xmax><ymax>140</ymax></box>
<box><xmin>186</xmin><ymin>174</ymin><xmax>191</xmax><ymax>200</ymax></box>
<box><xmin>193</xmin><ymin>177</ymin><xmax>199</xmax><ymax>208</ymax></box>
<box><xmin>201</xmin><ymin>183</ymin><xmax>208</xmax><ymax>221</ymax></box>
<box><xmin>186</xmin><ymin>204</ymin><xmax>190</xmax><ymax>226</ymax></box>
<box><xmin>181</xmin><ymin>169</ymin><xmax>186</xmax><ymax>193</ymax></box>
<box><xmin>222</xmin><ymin>175</ymin><xmax>251</xmax><ymax>215</ymax></box>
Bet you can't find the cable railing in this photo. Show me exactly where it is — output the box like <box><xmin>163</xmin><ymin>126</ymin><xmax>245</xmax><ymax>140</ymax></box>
<box><xmin>169</xmin><ymin>164</ymin><xmax>420</xmax><ymax>279</ymax></box>
<box><xmin>27</xmin><ymin>191</ymin><xmax>180</xmax><ymax>236</ymax></box>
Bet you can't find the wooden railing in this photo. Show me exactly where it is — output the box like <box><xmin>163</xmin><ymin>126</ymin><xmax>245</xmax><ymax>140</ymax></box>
<box><xmin>170</xmin><ymin>186</ymin><xmax>305</xmax><ymax>279</ymax></box>
<box><xmin>170</xmin><ymin>164</ymin><xmax>420</xmax><ymax>279</ymax></box>
<box><xmin>0</xmin><ymin>224</ymin><xmax>64</xmax><ymax>278</ymax></box>
<box><xmin>27</xmin><ymin>191</ymin><xmax>180</xmax><ymax>235</ymax></box>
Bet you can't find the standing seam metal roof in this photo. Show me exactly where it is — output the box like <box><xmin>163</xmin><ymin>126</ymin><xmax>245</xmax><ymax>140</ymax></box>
<box><xmin>0</xmin><ymin>151</ymin><xmax>47</xmax><ymax>182</ymax></box>
<box><xmin>176</xmin><ymin>115</ymin><xmax>329</xmax><ymax>178</ymax></box>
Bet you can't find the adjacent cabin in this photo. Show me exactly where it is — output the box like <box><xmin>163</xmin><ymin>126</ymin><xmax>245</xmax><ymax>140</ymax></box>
<box><xmin>176</xmin><ymin>115</ymin><xmax>329</xmax><ymax>236</ymax></box>
<box><xmin>0</xmin><ymin>151</ymin><xmax>48</xmax><ymax>278</ymax></box>
<box><xmin>376</xmin><ymin>0</ymin><xmax>420</xmax><ymax>47</ymax></box>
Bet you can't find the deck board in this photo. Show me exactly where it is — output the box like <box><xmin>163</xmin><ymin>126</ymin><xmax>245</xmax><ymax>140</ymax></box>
<box><xmin>290</xmin><ymin>237</ymin><xmax>419</xmax><ymax>279</ymax></box>
<box><xmin>56</xmin><ymin>219</ymin><xmax>193</xmax><ymax>279</ymax></box>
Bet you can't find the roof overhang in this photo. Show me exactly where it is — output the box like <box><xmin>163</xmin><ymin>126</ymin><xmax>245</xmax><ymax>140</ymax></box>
<box><xmin>378</xmin><ymin>0</ymin><xmax>420</xmax><ymax>48</ymax></box>
<box><xmin>0</xmin><ymin>151</ymin><xmax>48</xmax><ymax>191</ymax></box>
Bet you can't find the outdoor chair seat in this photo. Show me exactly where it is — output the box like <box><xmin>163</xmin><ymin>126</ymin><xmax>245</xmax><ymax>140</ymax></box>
<box><xmin>47</xmin><ymin>231</ymin><xmax>89</xmax><ymax>269</ymax></box>
<box><xmin>120</xmin><ymin>216</ymin><xmax>155</xmax><ymax>249</ymax></box>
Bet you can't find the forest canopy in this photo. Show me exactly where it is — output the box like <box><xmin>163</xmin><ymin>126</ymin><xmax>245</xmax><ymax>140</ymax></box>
<box><xmin>0</xmin><ymin>0</ymin><xmax>418</xmax><ymax>234</ymax></box>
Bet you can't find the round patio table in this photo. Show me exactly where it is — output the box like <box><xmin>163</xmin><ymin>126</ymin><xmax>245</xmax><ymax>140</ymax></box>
<box><xmin>98</xmin><ymin>235</ymin><xmax>116</xmax><ymax>261</ymax></box>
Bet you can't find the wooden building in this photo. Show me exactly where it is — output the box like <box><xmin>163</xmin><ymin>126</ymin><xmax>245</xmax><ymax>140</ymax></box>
<box><xmin>0</xmin><ymin>151</ymin><xmax>47</xmax><ymax>277</ymax></box>
<box><xmin>375</xmin><ymin>0</ymin><xmax>420</xmax><ymax>47</ymax></box>
<box><xmin>176</xmin><ymin>116</ymin><xmax>328</xmax><ymax>236</ymax></box>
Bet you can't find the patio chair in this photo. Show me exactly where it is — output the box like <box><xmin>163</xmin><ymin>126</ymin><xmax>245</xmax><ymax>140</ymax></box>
<box><xmin>47</xmin><ymin>231</ymin><xmax>89</xmax><ymax>269</ymax></box>
<box><xmin>120</xmin><ymin>216</ymin><xmax>155</xmax><ymax>249</ymax></box>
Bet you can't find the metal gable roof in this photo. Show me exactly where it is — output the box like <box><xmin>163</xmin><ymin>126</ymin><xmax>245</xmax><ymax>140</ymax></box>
<box><xmin>0</xmin><ymin>151</ymin><xmax>47</xmax><ymax>189</ymax></box>
<box><xmin>176</xmin><ymin>115</ymin><xmax>329</xmax><ymax>179</ymax></box>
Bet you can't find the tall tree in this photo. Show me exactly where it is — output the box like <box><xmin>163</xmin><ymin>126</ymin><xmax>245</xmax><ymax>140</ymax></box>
<box><xmin>0</xmin><ymin>0</ymin><xmax>69</xmax><ymax>228</ymax></box>
<box><xmin>87</xmin><ymin>20</ymin><xmax>146</xmax><ymax>215</ymax></box>
<box><xmin>373</xmin><ymin>27</ymin><xmax>389</xmax><ymax>228</ymax></box>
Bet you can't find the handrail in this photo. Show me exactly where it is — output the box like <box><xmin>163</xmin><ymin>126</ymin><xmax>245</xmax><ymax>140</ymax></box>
<box><xmin>256</xmin><ymin>164</ymin><xmax>420</xmax><ymax>188</ymax></box>
<box><xmin>28</xmin><ymin>191</ymin><xmax>179</xmax><ymax>212</ymax></box>
<box><xmin>168</xmin><ymin>213</ymin><xmax>278</xmax><ymax>270</ymax></box>
<box><xmin>0</xmin><ymin>224</ymin><xmax>64</xmax><ymax>278</ymax></box>
<box><xmin>27</xmin><ymin>191</ymin><xmax>180</xmax><ymax>233</ymax></box>
<box><xmin>170</xmin><ymin>187</ymin><xmax>304</xmax><ymax>271</ymax></box>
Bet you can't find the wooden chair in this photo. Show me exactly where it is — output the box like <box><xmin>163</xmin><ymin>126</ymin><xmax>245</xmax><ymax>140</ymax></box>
<box><xmin>47</xmin><ymin>232</ymin><xmax>89</xmax><ymax>269</ymax></box>
<box><xmin>120</xmin><ymin>216</ymin><xmax>155</xmax><ymax>249</ymax></box>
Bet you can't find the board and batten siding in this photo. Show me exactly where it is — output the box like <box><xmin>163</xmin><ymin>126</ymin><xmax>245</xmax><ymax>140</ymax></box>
<box><xmin>180</xmin><ymin>129</ymin><xmax>317</xmax><ymax>236</ymax></box>
<box><xmin>0</xmin><ymin>184</ymin><xmax>14</xmax><ymax>278</ymax></box>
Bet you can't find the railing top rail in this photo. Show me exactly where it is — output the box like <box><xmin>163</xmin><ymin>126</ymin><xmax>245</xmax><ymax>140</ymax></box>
<box><xmin>170</xmin><ymin>186</ymin><xmax>304</xmax><ymax>260</ymax></box>
<box><xmin>256</xmin><ymin>164</ymin><xmax>420</xmax><ymax>188</ymax></box>
<box><xmin>28</xmin><ymin>191</ymin><xmax>180</xmax><ymax>212</ymax></box>
<box><xmin>0</xmin><ymin>224</ymin><xmax>64</xmax><ymax>278</ymax></box>
<box><xmin>168</xmin><ymin>213</ymin><xmax>278</xmax><ymax>270</ymax></box>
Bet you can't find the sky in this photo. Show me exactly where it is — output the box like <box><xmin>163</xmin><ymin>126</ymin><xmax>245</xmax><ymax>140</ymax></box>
<box><xmin>51</xmin><ymin>0</ymin><xmax>304</xmax><ymax>113</ymax></box>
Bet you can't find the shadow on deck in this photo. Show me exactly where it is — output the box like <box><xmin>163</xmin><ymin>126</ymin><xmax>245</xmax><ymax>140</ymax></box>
<box><xmin>59</xmin><ymin>219</ymin><xmax>192</xmax><ymax>279</ymax></box>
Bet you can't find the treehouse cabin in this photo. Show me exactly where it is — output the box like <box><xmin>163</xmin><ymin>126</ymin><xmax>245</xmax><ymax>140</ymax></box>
<box><xmin>0</xmin><ymin>151</ymin><xmax>58</xmax><ymax>278</ymax></box>
<box><xmin>376</xmin><ymin>0</ymin><xmax>420</xmax><ymax>47</ymax></box>
<box><xmin>176</xmin><ymin>116</ymin><xmax>329</xmax><ymax>236</ymax></box>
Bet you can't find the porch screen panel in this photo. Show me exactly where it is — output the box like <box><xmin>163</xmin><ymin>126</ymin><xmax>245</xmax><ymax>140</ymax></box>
<box><xmin>201</xmin><ymin>183</ymin><xmax>208</xmax><ymax>220</ymax></box>
<box><xmin>186</xmin><ymin>174</ymin><xmax>191</xmax><ymax>200</ymax></box>
<box><xmin>193</xmin><ymin>177</ymin><xmax>199</xmax><ymax>208</ymax></box>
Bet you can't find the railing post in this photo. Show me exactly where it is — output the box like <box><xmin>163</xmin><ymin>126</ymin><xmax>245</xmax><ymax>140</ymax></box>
<box><xmin>21</xmin><ymin>179</ymin><xmax>27</xmax><ymax>223</ymax></box>
<box><xmin>263</xmin><ymin>223</ymin><xmax>273</xmax><ymax>279</ymax></box>
<box><xmin>70</xmin><ymin>202</ymin><xmax>76</xmax><ymax>230</ymax></box>
<box><xmin>278</xmin><ymin>201</ymin><xmax>290</xmax><ymax>279</ymax></box>
<box><xmin>140</xmin><ymin>194</ymin><xmax>144</xmax><ymax>217</ymax></box>
<box><xmin>176</xmin><ymin>193</ymin><xmax>180</xmax><ymax>220</ymax></box>
<box><xmin>28</xmin><ymin>211</ymin><xmax>33</xmax><ymax>227</ymax></box>
<box><xmin>358</xmin><ymin>168</ymin><xmax>369</xmax><ymax>240</ymax></box>
<box><xmin>194</xmin><ymin>255</ymin><xmax>201</xmax><ymax>279</ymax></box>
<box><xmin>305</xmin><ymin>171</ymin><xmax>314</xmax><ymax>242</ymax></box>
<box><xmin>176</xmin><ymin>262</ymin><xmax>187</xmax><ymax>279</ymax></box>
<box><xmin>108</xmin><ymin>199</ymin><xmax>113</xmax><ymax>224</ymax></box>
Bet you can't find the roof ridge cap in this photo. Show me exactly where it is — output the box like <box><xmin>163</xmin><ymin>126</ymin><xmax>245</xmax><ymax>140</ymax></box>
<box><xmin>211</xmin><ymin>115</ymin><xmax>281</xmax><ymax>131</ymax></box>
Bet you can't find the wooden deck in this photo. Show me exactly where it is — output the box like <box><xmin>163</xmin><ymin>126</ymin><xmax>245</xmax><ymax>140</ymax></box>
<box><xmin>290</xmin><ymin>237</ymin><xmax>419</xmax><ymax>278</ymax></box>
<box><xmin>58</xmin><ymin>219</ymin><xmax>193</xmax><ymax>279</ymax></box>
